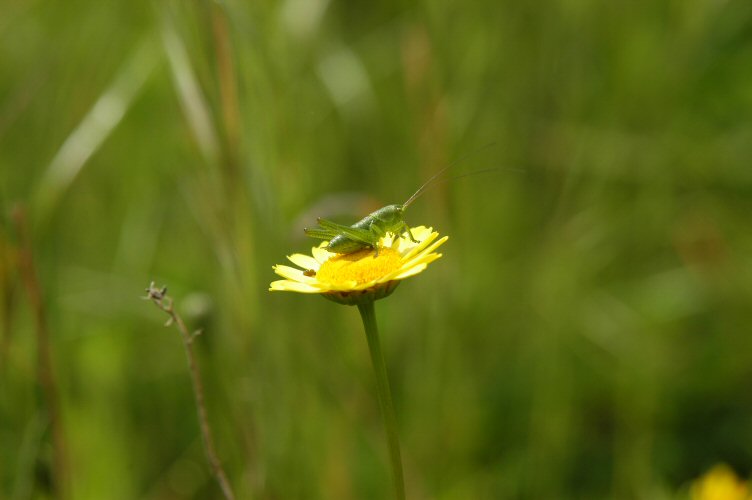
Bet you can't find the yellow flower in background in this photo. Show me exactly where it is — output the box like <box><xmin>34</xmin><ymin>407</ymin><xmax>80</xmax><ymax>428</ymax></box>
<box><xmin>270</xmin><ymin>226</ymin><xmax>447</xmax><ymax>304</ymax></box>
<box><xmin>691</xmin><ymin>464</ymin><xmax>751</xmax><ymax>500</ymax></box>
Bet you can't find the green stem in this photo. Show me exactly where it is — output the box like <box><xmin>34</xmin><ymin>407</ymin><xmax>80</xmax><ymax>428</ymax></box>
<box><xmin>357</xmin><ymin>300</ymin><xmax>406</xmax><ymax>500</ymax></box>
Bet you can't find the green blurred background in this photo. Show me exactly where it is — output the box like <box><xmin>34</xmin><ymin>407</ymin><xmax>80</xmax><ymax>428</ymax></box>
<box><xmin>2</xmin><ymin>0</ymin><xmax>752</xmax><ymax>498</ymax></box>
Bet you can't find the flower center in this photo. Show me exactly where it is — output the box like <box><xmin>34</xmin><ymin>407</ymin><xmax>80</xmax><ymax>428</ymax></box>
<box><xmin>317</xmin><ymin>248</ymin><xmax>402</xmax><ymax>286</ymax></box>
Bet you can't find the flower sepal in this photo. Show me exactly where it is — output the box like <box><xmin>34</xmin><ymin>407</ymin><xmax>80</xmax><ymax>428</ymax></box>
<box><xmin>322</xmin><ymin>281</ymin><xmax>400</xmax><ymax>306</ymax></box>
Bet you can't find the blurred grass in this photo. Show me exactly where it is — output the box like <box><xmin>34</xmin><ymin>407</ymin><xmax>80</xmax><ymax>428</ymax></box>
<box><xmin>2</xmin><ymin>0</ymin><xmax>752</xmax><ymax>498</ymax></box>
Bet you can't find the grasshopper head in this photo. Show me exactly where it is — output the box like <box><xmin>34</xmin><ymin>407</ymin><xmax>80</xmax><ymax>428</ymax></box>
<box><xmin>377</xmin><ymin>204</ymin><xmax>404</xmax><ymax>222</ymax></box>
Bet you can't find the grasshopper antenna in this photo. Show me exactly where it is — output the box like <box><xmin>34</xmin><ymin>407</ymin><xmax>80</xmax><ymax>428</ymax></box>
<box><xmin>403</xmin><ymin>142</ymin><xmax>498</xmax><ymax>209</ymax></box>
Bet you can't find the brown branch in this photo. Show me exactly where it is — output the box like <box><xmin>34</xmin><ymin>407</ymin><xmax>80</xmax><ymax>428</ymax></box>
<box><xmin>145</xmin><ymin>282</ymin><xmax>235</xmax><ymax>500</ymax></box>
<box><xmin>11</xmin><ymin>205</ymin><xmax>69</xmax><ymax>499</ymax></box>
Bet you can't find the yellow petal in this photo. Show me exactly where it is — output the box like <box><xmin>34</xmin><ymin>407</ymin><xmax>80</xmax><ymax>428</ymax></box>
<box><xmin>419</xmin><ymin>235</ymin><xmax>448</xmax><ymax>257</ymax></box>
<box><xmin>381</xmin><ymin>253</ymin><xmax>441</xmax><ymax>281</ymax></box>
<box><xmin>273</xmin><ymin>265</ymin><xmax>316</xmax><ymax>283</ymax></box>
<box><xmin>409</xmin><ymin>226</ymin><xmax>432</xmax><ymax>241</ymax></box>
<box><xmin>312</xmin><ymin>245</ymin><xmax>334</xmax><ymax>264</ymax></box>
<box><xmin>400</xmin><ymin>251</ymin><xmax>442</xmax><ymax>272</ymax></box>
<box><xmin>400</xmin><ymin>231</ymin><xmax>439</xmax><ymax>259</ymax></box>
<box><xmin>287</xmin><ymin>253</ymin><xmax>320</xmax><ymax>270</ymax></box>
<box><xmin>391</xmin><ymin>263</ymin><xmax>428</xmax><ymax>280</ymax></box>
<box><xmin>269</xmin><ymin>280</ymin><xmax>322</xmax><ymax>293</ymax></box>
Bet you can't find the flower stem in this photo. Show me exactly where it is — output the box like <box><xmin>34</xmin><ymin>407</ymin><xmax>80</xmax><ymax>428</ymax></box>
<box><xmin>357</xmin><ymin>300</ymin><xmax>405</xmax><ymax>500</ymax></box>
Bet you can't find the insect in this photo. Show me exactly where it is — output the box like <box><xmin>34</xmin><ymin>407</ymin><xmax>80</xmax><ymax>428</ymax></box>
<box><xmin>303</xmin><ymin>269</ymin><xmax>317</xmax><ymax>277</ymax></box>
<box><xmin>304</xmin><ymin>159</ymin><xmax>496</xmax><ymax>255</ymax></box>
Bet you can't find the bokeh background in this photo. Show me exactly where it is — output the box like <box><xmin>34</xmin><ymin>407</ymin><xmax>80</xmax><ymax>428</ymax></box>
<box><xmin>2</xmin><ymin>0</ymin><xmax>752</xmax><ymax>498</ymax></box>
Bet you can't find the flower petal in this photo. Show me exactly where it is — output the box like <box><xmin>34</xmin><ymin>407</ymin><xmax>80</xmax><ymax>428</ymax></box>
<box><xmin>409</xmin><ymin>226</ymin><xmax>432</xmax><ymax>241</ymax></box>
<box><xmin>312</xmin><ymin>245</ymin><xmax>334</xmax><ymax>264</ymax></box>
<box><xmin>273</xmin><ymin>264</ymin><xmax>316</xmax><ymax>283</ymax></box>
<box><xmin>399</xmin><ymin>250</ymin><xmax>443</xmax><ymax>276</ymax></box>
<box><xmin>287</xmin><ymin>253</ymin><xmax>320</xmax><ymax>270</ymax></box>
<box><xmin>399</xmin><ymin>231</ymin><xmax>438</xmax><ymax>259</ymax></box>
<box><xmin>379</xmin><ymin>252</ymin><xmax>441</xmax><ymax>282</ymax></box>
<box><xmin>419</xmin><ymin>235</ymin><xmax>448</xmax><ymax>257</ymax></box>
<box><xmin>269</xmin><ymin>280</ymin><xmax>322</xmax><ymax>293</ymax></box>
<box><xmin>391</xmin><ymin>263</ymin><xmax>429</xmax><ymax>280</ymax></box>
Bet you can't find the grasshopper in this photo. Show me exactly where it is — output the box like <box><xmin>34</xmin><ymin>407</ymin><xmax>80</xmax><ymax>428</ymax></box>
<box><xmin>304</xmin><ymin>162</ymin><xmax>492</xmax><ymax>255</ymax></box>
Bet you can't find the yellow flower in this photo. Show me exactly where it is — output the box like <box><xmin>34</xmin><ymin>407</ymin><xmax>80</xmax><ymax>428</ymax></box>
<box><xmin>691</xmin><ymin>464</ymin><xmax>751</xmax><ymax>500</ymax></box>
<box><xmin>270</xmin><ymin>226</ymin><xmax>447</xmax><ymax>304</ymax></box>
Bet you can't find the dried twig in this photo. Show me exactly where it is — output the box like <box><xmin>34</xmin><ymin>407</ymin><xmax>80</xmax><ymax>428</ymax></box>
<box><xmin>144</xmin><ymin>282</ymin><xmax>235</xmax><ymax>500</ymax></box>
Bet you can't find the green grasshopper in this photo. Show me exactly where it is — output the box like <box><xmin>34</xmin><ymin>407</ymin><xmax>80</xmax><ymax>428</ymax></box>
<box><xmin>304</xmin><ymin>163</ymin><xmax>492</xmax><ymax>255</ymax></box>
